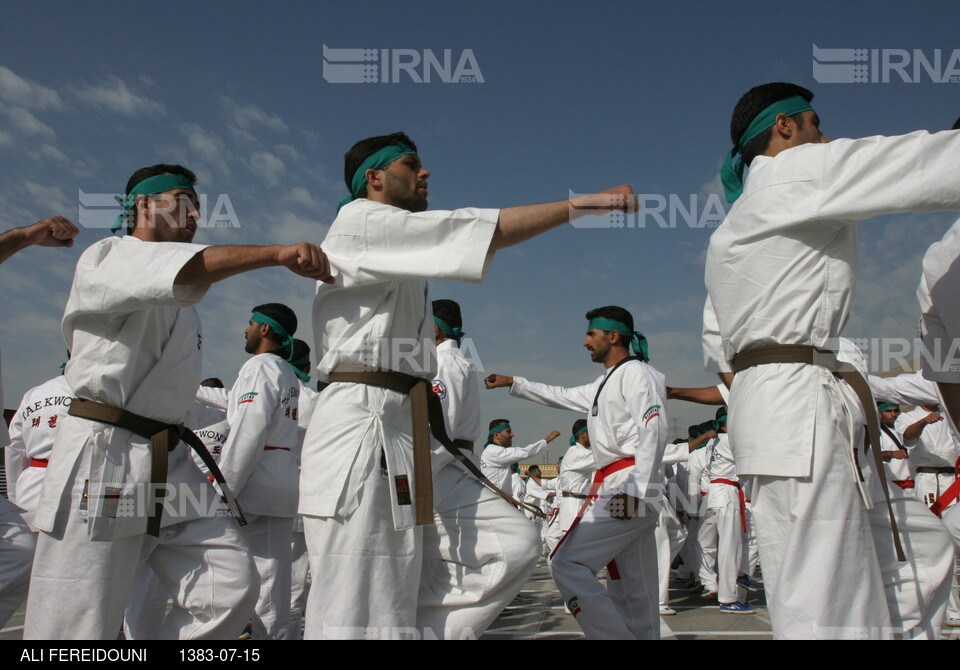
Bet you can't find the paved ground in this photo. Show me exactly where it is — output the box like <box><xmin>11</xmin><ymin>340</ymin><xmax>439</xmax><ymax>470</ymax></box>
<box><xmin>482</xmin><ymin>557</ymin><xmax>773</xmax><ymax>640</ymax></box>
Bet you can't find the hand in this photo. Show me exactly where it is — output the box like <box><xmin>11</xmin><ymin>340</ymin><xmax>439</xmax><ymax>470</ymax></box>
<box><xmin>925</xmin><ymin>412</ymin><xmax>943</xmax><ymax>424</ymax></box>
<box><xmin>546</xmin><ymin>492</ymin><xmax>556</xmax><ymax>502</ymax></box>
<box><xmin>604</xmin><ymin>492</ymin><xmax>643</xmax><ymax>520</ymax></box>
<box><xmin>545</xmin><ymin>430</ymin><xmax>561</xmax><ymax>443</ymax></box>
<box><xmin>570</xmin><ymin>185</ymin><xmax>638</xmax><ymax>215</ymax></box>
<box><xmin>22</xmin><ymin>216</ymin><xmax>79</xmax><ymax>248</ymax></box>
<box><xmin>484</xmin><ymin>374</ymin><xmax>514</xmax><ymax>389</ymax></box>
<box><xmin>277</xmin><ymin>242</ymin><xmax>334</xmax><ymax>283</ymax></box>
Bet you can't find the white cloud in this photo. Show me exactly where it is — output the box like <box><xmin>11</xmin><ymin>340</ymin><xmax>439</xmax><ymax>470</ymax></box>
<box><xmin>23</xmin><ymin>182</ymin><xmax>72</xmax><ymax>214</ymax></box>
<box><xmin>287</xmin><ymin>186</ymin><xmax>320</xmax><ymax>210</ymax></box>
<box><xmin>0</xmin><ymin>66</ymin><xmax>63</xmax><ymax>110</ymax></box>
<box><xmin>0</xmin><ymin>130</ymin><xmax>11</xmax><ymax>146</ymax></box>
<box><xmin>220</xmin><ymin>96</ymin><xmax>288</xmax><ymax>133</ymax></box>
<box><xmin>250</xmin><ymin>151</ymin><xmax>286</xmax><ymax>186</ymax></box>
<box><xmin>181</xmin><ymin>124</ymin><xmax>230</xmax><ymax>177</ymax></box>
<box><xmin>38</xmin><ymin>143</ymin><xmax>68</xmax><ymax>163</ymax></box>
<box><xmin>72</xmin><ymin>77</ymin><xmax>165</xmax><ymax>117</ymax></box>
<box><xmin>4</xmin><ymin>106</ymin><xmax>55</xmax><ymax>138</ymax></box>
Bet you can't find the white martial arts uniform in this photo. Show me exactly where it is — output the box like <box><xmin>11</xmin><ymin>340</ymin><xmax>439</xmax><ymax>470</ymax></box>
<box><xmin>879</xmin><ymin>421</ymin><xmax>915</xmax><ymax>496</ymax></box>
<box><xmin>896</xmin><ymin>406</ymin><xmax>959</xmax><ymax>508</ymax></box>
<box><xmin>705</xmin><ymin>130</ymin><xmax>960</xmax><ymax>639</ymax></box>
<box><xmin>545</xmin><ymin>442</ymin><xmax>594</xmax><ymax>555</ymax></box>
<box><xmin>656</xmin><ymin>440</ymin><xmax>689</xmax><ymax>608</ymax></box>
<box><xmin>480</xmin><ymin>439</ymin><xmax>550</xmax><ymax>498</ymax></box>
<box><xmin>124</xmin><ymin>399</ymin><xmax>230</xmax><ymax>640</ymax></box>
<box><xmin>221</xmin><ymin>353</ymin><xmax>300</xmax><ymax>640</ymax></box>
<box><xmin>696</xmin><ymin>432</ymin><xmax>745</xmax><ymax>605</ymax></box>
<box><xmin>290</xmin><ymin>381</ymin><xmax>318</xmax><ymax>640</ymax></box>
<box><xmin>681</xmin><ymin>443</ymin><xmax>710</xmax><ymax>585</ymax></box>
<box><xmin>24</xmin><ymin>236</ymin><xmax>257</xmax><ymax>640</ymax></box>
<box><xmin>301</xmin><ymin>199</ymin><xmax>539</xmax><ymax>640</ymax></box>
<box><xmin>510</xmin><ymin>362</ymin><xmax>668</xmax><ymax>640</ymax></box>
<box><xmin>5</xmin><ymin>374</ymin><xmax>72</xmax><ymax>528</ymax></box>
<box><xmin>0</xmin><ymin>349</ymin><xmax>36</xmax><ymax>628</ymax></box>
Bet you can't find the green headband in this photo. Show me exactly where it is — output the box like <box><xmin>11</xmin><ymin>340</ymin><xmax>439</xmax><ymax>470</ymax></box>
<box><xmin>878</xmin><ymin>402</ymin><xmax>899</xmax><ymax>412</ymax></box>
<box><xmin>569</xmin><ymin>425</ymin><xmax>588</xmax><ymax>446</ymax></box>
<box><xmin>337</xmin><ymin>143</ymin><xmax>417</xmax><ymax>212</ymax></box>
<box><xmin>488</xmin><ymin>422</ymin><xmax>511</xmax><ymax>439</ymax></box>
<box><xmin>587</xmin><ymin>317</ymin><xmax>649</xmax><ymax>362</ymax></box>
<box><xmin>290</xmin><ymin>352</ymin><xmax>311</xmax><ymax>384</ymax></box>
<box><xmin>112</xmin><ymin>173</ymin><xmax>197</xmax><ymax>234</ymax></box>
<box><xmin>720</xmin><ymin>96</ymin><xmax>813</xmax><ymax>203</ymax></box>
<box><xmin>251</xmin><ymin>312</ymin><xmax>295</xmax><ymax>362</ymax></box>
<box><xmin>434</xmin><ymin>316</ymin><xmax>464</xmax><ymax>345</ymax></box>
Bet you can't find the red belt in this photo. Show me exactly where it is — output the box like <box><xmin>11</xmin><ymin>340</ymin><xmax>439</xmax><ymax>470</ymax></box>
<box><xmin>30</xmin><ymin>458</ymin><xmax>48</xmax><ymax>468</ymax></box>
<box><xmin>893</xmin><ymin>480</ymin><xmax>915</xmax><ymax>490</ymax></box>
<box><xmin>710</xmin><ymin>478</ymin><xmax>747</xmax><ymax>533</ymax></box>
<box><xmin>930</xmin><ymin>456</ymin><xmax>960</xmax><ymax>517</ymax></box>
<box><xmin>264</xmin><ymin>446</ymin><xmax>290</xmax><ymax>451</ymax></box>
<box><xmin>550</xmin><ymin>457</ymin><xmax>635</xmax><ymax>562</ymax></box>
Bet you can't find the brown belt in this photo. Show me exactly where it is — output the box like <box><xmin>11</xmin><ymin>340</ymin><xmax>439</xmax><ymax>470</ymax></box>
<box><xmin>562</xmin><ymin>491</ymin><xmax>589</xmax><ymax>499</ymax></box>
<box><xmin>327</xmin><ymin>365</ymin><xmax>545</xmax><ymax>522</ymax></box>
<box><xmin>452</xmin><ymin>439</ymin><xmax>474</xmax><ymax>453</ymax></box>
<box><xmin>68</xmin><ymin>398</ymin><xmax>246</xmax><ymax>537</ymax></box>
<box><xmin>732</xmin><ymin>345</ymin><xmax>905</xmax><ymax>561</ymax></box>
<box><xmin>916</xmin><ymin>466</ymin><xmax>955</xmax><ymax>475</ymax></box>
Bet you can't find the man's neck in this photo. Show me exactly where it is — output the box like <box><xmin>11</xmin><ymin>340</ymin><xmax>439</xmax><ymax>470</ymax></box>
<box><xmin>601</xmin><ymin>347</ymin><xmax>631</xmax><ymax>369</ymax></box>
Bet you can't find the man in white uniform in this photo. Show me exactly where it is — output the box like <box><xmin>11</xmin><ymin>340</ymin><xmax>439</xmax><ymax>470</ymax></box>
<box><xmin>24</xmin><ymin>164</ymin><xmax>333</xmax><ymax>639</ymax></box>
<box><xmin>480</xmin><ymin>421</ymin><xmax>558</xmax><ymax>498</ymax></box>
<box><xmin>301</xmin><ymin>132</ymin><xmax>636</xmax><ymax>640</ymax></box>
<box><xmin>878</xmin><ymin>403</ymin><xmax>915</xmax><ymax>494</ymax></box>
<box><xmin>545</xmin><ymin>420</ymin><xmax>594</xmax><ymax>556</ymax></box>
<box><xmin>0</xmin><ymin>215</ymin><xmax>78</xmax><ymax>627</ymax></box>
<box><xmin>6</xmin><ymin>373</ymin><xmax>73</xmax><ymax>528</ymax></box>
<box><xmin>486</xmin><ymin>306</ymin><xmax>668</xmax><ymax>640</ymax></box>
<box><xmin>705</xmin><ymin>82</ymin><xmax>960</xmax><ymax>639</ymax></box>
<box><xmin>898</xmin><ymin>404</ymin><xmax>958</xmax><ymax>508</ymax></box>
<box><xmin>219</xmin><ymin>303</ymin><xmax>302</xmax><ymax>639</ymax></box>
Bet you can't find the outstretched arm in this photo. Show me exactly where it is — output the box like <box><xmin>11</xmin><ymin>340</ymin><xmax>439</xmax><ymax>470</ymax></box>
<box><xmin>490</xmin><ymin>185</ymin><xmax>637</xmax><ymax>251</ymax></box>
<box><xmin>175</xmin><ymin>242</ymin><xmax>334</xmax><ymax>285</ymax></box>
<box><xmin>0</xmin><ymin>216</ymin><xmax>79</xmax><ymax>264</ymax></box>
<box><xmin>486</xmin><ymin>374</ymin><xmax>595</xmax><ymax>414</ymax></box>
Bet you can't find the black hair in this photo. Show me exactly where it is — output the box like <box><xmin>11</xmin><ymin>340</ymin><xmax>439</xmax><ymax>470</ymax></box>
<box><xmin>291</xmin><ymin>338</ymin><xmax>311</xmax><ymax>373</ymax></box>
<box><xmin>489</xmin><ymin>418</ymin><xmax>510</xmax><ymax>432</ymax></box>
<box><xmin>252</xmin><ymin>303</ymin><xmax>297</xmax><ymax>358</ymax></box>
<box><xmin>585</xmin><ymin>305</ymin><xmax>635</xmax><ymax>349</ymax></box>
<box><xmin>572</xmin><ymin>418</ymin><xmax>588</xmax><ymax>435</ymax></box>
<box><xmin>952</xmin><ymin>117</ymin><xmax>960</xmax><ymax>131</ymax></box>
<box><xmin>124</xmin><ymin>164</ymin><xmax>197</xmax><ymax>230</ymax></box>
<box><xmin>200</xmin><ymin>377</ymin><xmax>224</xmax><ymax>388</ymax></box>
<box><xmin>432</xmin><ymin>299</ymin><xmax>463</xmax><ymax>330</ymax></box>
<box><xmin>730</xmin><ymin>83</ymin><xmax>814</xmax><ymax>166</ymax></box>
<box><xmin>343</xmin><ymin>132</ymin><xmax>418</xmax><ymax>197</ymax></box>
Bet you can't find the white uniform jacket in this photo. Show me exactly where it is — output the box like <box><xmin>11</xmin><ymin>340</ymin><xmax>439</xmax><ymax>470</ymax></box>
<box><xmin>509</xmin><ymin>361</ymin><xmax>668</xmax><ymax>502</ymax></box>
<box><xmin>433</xmin><ymin>339</ymin><xmax>482</xmax><ymax>454</ymax></box>
<box><xmin>220</xmin><ymin>354</ymin><xmax>300</xmax><ymax>518</ymax></box>
<box><xmin>302</xmin><ymin>199</ymin><xmax>498</xmax><ymax>530</ymax></box>
<box><xmin>34</xmin><ymin>237</ymin><xmax>213</xmax><ymax>540</ymax></box>
<box><xmin>480</xmin><ymin>440</ymin><xmax>549</xmax><ymax>497</ymax></box>
<box><xmin>5</xmin><ymin>375</ymin><xmax>72</xmax><ymax>522</ymax></box>
<box><xmin>705</xmin><ymin>130</ymin><xmax>960</xmax><ymax>478</ymax></box>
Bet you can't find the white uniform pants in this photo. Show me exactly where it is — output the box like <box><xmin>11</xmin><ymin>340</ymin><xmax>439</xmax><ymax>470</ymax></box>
<box><xmin>869</xmin><ymin>490</ymin><xmax>955</xmax><ymax>639</ymax></box>
<box><xmin>916</xmin><ymin>471</ymin><xmax>956</xmax><ymax>508</ymax></box>
<box><xmin>745</xmin><ymin>379</ymin><xmax>890</xmax><ymax>639</ymax></box>
<box><xmin>0</xmin><ymin>500</ymin><xmax>35</xmax><ymax>627</ymax></box>
<box><xmin>655</xmin><ymin>504</ymin><xmax>686</xmax><ymax>606</ymax></box>
<box><xmin>290</xmin><ymin>526</ymin><xmax>310</xmax><ymax>640</ymax></box>
<box><xmin>303</xmin><ymin>461</ymin><xmax>539</xmax><ymax>640</ymax></box>
<box><xmin>242</xmin><ymin>514</ymin><xmax>294</xmax><ymax>640</ymax></box>
<box><xmin>550</xmin><ymin>470</ymin><xmax>660</xmax><ymax>640</ymax></box>
<box><xmin>697</xmin><ymin>487</ymin><xmax>744</xmax><ymax>604</ymax></box>
<box><xmin>25</xmin><ymin>507</ymin><xmax>258</xmax><ymax>640</ymax></box>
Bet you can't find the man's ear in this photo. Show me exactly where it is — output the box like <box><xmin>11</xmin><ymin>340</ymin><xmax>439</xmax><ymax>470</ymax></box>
<box><xmin>365</xmin><ymin>167</ymin><xmax>385</xmax><ymax>193</ymax></box>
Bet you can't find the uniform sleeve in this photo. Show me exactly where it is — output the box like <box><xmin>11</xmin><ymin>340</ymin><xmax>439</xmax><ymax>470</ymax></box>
<box><xmin>481</xmin><ymin>439</ymin><xmax>550</xmax><ymax>466</ymax></box>
<box><xmin>625</xmin><ymin>370</ymin><xmax>668</xmax><ymax>495</ymax></box>
<box><xmin>562</xmin><ymin>443</ymin><xmax>596</xmax><ymax>475</ymax></box>
<box><xmin>4</xmin><ymin>404</ymin><xmax>28</xmax><ymax>503</ymax></box>
<box><xmin>509</xmin><ymin>376</ymin><xmax>595</xmax><ymax>413</ymax></box>
<box><xmin>219</xmin><ymin>362</ymin><xmax>280</xmax><ymax>496</ymax></box>
<box><xmin>324</xmin><ymin>203</ymin><xmax>499</xmax><ymax>288</ymax></box>
<box><xmin>434</xmin><ymin>355</ymin><xmax>481</xmax><ymax>442</ymax></box>
<box><xmin>195</xmin><ymin>385</ymin><xmax>230</xmax><ymax>411</ymax></box>
<box><xmin>868</xmin><ymin>371</ymin><xmax>939</xmax><ymax>406</ymax></box>
<box><xmin>815</xmin><ymin>130</ymin><xmax>960</xmax><ymax>223</ymax></box>
<box><xmin>702</xmin><ymin>295</ymin><xmax>730</xmax><ymax>373</ymax></box>
<box><xmin>662</xmin><ymin>441</ymin><xmax>690</xmax><ymax>466</ymax></box>
<box><xmin>69</xmin><ymin>238</ymin><xmax>209</xmax><ymax>315</ymax></box>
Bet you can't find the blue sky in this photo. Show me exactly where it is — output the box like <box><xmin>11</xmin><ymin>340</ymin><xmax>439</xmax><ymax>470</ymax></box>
<box><xmin>2</xmin><ymin>1</ymin><xmax>960</xmax><ymax>461</ymax></box>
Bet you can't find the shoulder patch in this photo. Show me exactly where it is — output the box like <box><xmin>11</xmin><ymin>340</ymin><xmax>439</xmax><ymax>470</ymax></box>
<box><xmin>642</xmin><ymin>404</ymin><xmax>661</xmax><ymax>427</ymax></box>
<box><xmin>238</xmin><ymin>392</ymin><xmax>258</xmax><ymax>405</ymax></box>
<box><xmin>431</xmin><ymin>379</ymin><xmax>447</xmax><ymax>400</ymax></box>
